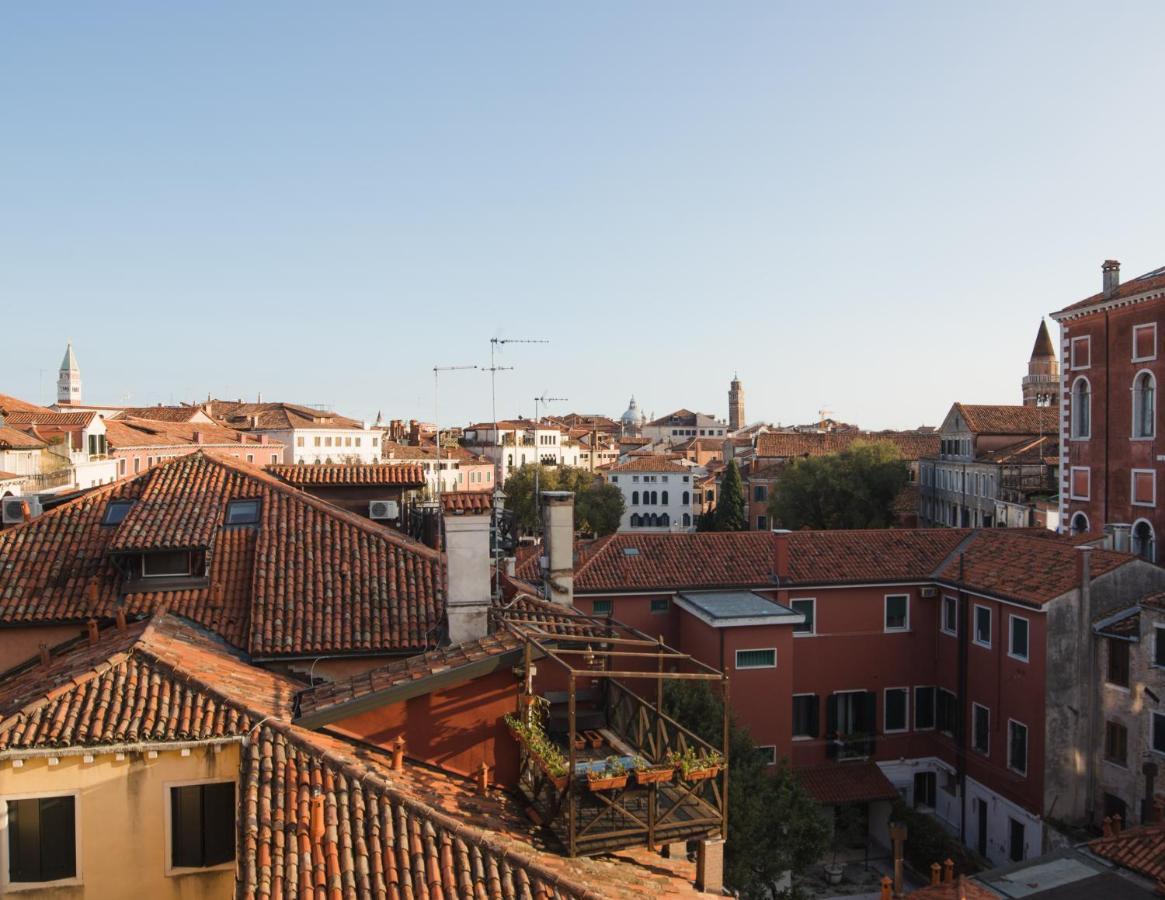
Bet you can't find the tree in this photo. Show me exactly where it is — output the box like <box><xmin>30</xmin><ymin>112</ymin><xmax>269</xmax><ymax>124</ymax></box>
<box><xmin>710</xmin><ymin>459</ymin><xmax>747</xmax><ymax>532</ymax></box>
<box><xmin>502</xmin><ymin>464</ymin><xmax>624</xmax><ymax>536</ymax></box>
<box><xmin>663</xmin><ymin>682</ymin><xmax>829</xmax><ymax>898</ymax></box>
<box><xmin>768</xmin><ymin>440</ymin><xmax>910</xmax><ymax>531</ymax></box>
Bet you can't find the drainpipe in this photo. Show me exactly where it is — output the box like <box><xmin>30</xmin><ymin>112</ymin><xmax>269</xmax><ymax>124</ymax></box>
<box><xmin>1079</xmin><ymin>545</ymin><xmax>1096</xmax><ymax>823</ymax></box>
<box><xmin>957</xmin><ymin>552</ymin><xmax>969</xmax><ymax>846</ymax></box>
<box><xmin>1104</xmin><ymin>309</ymin><xmax>1111</xmax><ymax>528</ymax></box>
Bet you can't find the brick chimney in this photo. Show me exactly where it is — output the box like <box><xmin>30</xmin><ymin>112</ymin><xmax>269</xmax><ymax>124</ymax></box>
<box><xmin>193</xmin><ymin>430</ymin><xmax>204</xmax><ymax>445</ymax></box>
<box><xmin>1103</xmin><ymin>259</ymin><xmax>1120</xmax><ymax>297</ymax></box>
<box><xmin>773</xmin><ymin>529</ymin><xmax>791</xmax><ymax>580</ymax></box>
<box><xmin>541</xmin><ymin>491</ymin><xmax>574</xmax><ymax>606</ymax></box>
<box><xmin>444</xmin><ymin>503</ymin><xmax>492</xmax><ymax>643</ymax></box>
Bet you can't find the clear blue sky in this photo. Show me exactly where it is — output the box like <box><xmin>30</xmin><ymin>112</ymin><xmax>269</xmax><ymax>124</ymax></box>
<box><xmin>4</xmin><ymin>3</ymin><xmax>1164</xmax><ymax>429</ymax></box>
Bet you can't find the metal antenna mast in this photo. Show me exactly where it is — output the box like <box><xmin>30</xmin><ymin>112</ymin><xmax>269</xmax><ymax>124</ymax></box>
<box><xmin>533</xmin><ymin>392</ymin><xmax>568</xmax><ymax>533</ymax></box>
<box><xmin>433</xmin><ymin>365</ymin><xmax>478</xmax><ymax>508</ymax></box>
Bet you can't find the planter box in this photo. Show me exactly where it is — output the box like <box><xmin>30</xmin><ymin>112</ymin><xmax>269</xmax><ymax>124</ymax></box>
<box><xmin>586</xmin><ymin>773</ymin><xmax>629</xmax><ymax>792</ymax></box>
<box><xmin>681</xmin><ymin>765</ymin><xmax>721</xmax><ymax>783</ymax></box>
<box><xmin>634</xmin><ymin>767</ymin><xmax>674</xmax><ymax>786</ymax></box>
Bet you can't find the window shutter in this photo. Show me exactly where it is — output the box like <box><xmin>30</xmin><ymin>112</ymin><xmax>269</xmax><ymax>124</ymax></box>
<box><xmin>808</xmin><ymin>695</ymin><xmax>820</xmax><ymax>738</ymax></box>
<box><xmin>202</xmin><ymin>782</ymin><xmax>236</xmax><ymax>867</ymax></box>
<box><xmin>9</xmin><ymin>798</ymin><xmax>41</xmax><ymax>882</ymax></box>
<box><xmin>39</xmin><ymin>796</ymin><xmax>76</xmax><ymax>882</ymax></box>
<box><xmin>826</xmin><ymin>694</ymin><xmax>839</xmax><ymax>736</ymax></box>
<box><xmin>171</xmin><ymin>786</ymin><xmax>203</xmax><ymax>868</ymax></box>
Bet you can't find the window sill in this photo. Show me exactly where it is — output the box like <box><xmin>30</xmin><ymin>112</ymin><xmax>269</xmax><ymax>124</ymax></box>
<box><xmin>167</xmin><ymin>862</ymin><xmax>236</xmax><ymax>878</ymax></box>
<box><xmin>1103</xmin><ymin>758</ymin><xmax>1129</xmax><ymax>770</ymax></box>
<box><xmin>3</xmin><ymin>878</ymin><xmax>83</xmax><ymax>892</ymax></box>
<box><xmin>1007</xmin><ymin>767</ymin><xmax>1028</xmax><ymax>778</ymax></box>
<box><xmin>1007</xmin><ymin>653</ymin><xmax>1030</xmax><ymax>664</ymax></box>
<box><xmin>884</xmin><ymin>628</ymin><xmax>911</xmax><ymax>634</ymax></box>
<box><xmin>1105</xmin><ymin>683</ymin><xmax>1131</xmax><ymax>694</ymax></box>
<box><xmin>793</xmin><ymin>632</ymin><xmax>816</xmax><ymax>638</ymax></box>
<box><xmin>973</xmin><ymin>640</ymin><xmax>992</xmax><ymax>650</ymax></box>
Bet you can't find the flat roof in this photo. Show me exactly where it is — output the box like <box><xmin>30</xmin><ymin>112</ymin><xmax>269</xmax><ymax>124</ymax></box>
<box><xmin>676</xmin><ymin>591</ymin><xmax>804</xmax><ymax>629</ymax></box>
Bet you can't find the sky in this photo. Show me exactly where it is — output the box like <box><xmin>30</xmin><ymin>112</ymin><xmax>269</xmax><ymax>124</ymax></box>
<box><xmin>4</xmin><ymin>3</ymin><xmax>1165</xmax><ymax>430</ymax></box>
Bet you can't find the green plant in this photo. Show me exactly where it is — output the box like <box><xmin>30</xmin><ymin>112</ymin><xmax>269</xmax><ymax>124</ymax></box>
<box><xmin>504</xmin><ymin>708</ymin><xmax>569</xmax><ymax>778</ymax></box>
<box><xmin>668</xmin><ymin>746</ymin><xmax>724</xmax><ymax>777</ymax></box>
<box><xmin>603</xmin><ymin>755</ymin><xmax>627</xmax><ymax>777</ymax></box>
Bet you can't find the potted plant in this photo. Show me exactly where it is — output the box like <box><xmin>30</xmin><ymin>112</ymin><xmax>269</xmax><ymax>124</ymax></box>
<box><xmin>504</xmin><ymin>711</ymin><xmax>570</xmax><ymax>791</ymax></box>
<box><xmin>669</xmin><ymin>747</ymin><xmax>725</xmax><ymax>782</ymax></box>
<box><xmin>631</xmin><ymin>755</ymin><xmax>674</xmax><ymax>785</ymax></box>
<box><xmin>586</xmin><ymin>755</ymin><xmax>629</xmax><ymax>791</ymax></box>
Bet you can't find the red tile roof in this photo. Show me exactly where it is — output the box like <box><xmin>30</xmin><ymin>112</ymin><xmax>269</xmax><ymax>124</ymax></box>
<box><xmin>104</xmin><ymin>417</ymin><xmax>277</xmax><ymax>450</ymax></box>
<box><xmin>1089</xmin><ymin>821</ymin><xmax>1165</xmax><ymax>882</ymax></box>
<box><xmin>755</xmin><ymin>431</ymin><xmax>939</xmax><ymax>460</ymax></box>
<box><xmin>607</xmin><ymin>455</ymin><xmax>691</xmax><ymax>474</ymax></box>
<box><xmin>952</xmin><ymin>403</ymin><xmax>1058</xmax><ymax>436</ymax></box>
<box><xmin>797</xmin><ymin>761</ymin><xmax>898</xmax><ymax>804</ymax></box>
<box><xmin>0</xmin><ymin>452</ymin><xmax>445</xmax><ymax>657</ymax></box>
<box><xmin>908</xmin><ymin>878</ymin><xmax>997</xmax><ymax>899</ymax></box>
<box><xmin>975</xmin><ymin>434</ymin><xmax>1057</xmax><ymax>464</ymax></box>
<box><xmin>441</xmin><ymin>490</ymin><xmax>494</xmax><ymax>514</ymax></box>
<box><xmin>0</xmin><ymin>615</ymin><xmax>298</xmax><ymax>750</ymax></box>
<box><xmin>114</xmin><ymin>405</ymin><xmax>210</xmax><ymax>423</ymax></box>
<box><xmin>1054</xmin><ymin>263</ymin><xmax>1165</xmax><ymax>318</ymax></box>
<box><xmin>267</xmin><ymin>462</ymin><xmax>424</xmax><ymax>486</ymax></box>
<box><xmin>0</xmin><ymin>394</ymin><xmax>54</xmax><ymax>415</ymax></box>
<box><xmin>782</xmin><ymin>529</ymin><xmax>970</xmax><ymax>585</ymax></box>
<box><xmin>5</xmin><ymin>409</ymin><xmax>97</xmax><ymax>428</ymax></box>
<box><xmin>208</xmin><ymin>400</ymin><xmax>365</xmax><ymax>431</ymax></box>
<box><xmin>0</xmin><ymin>425</ymin><xmax>46</xmax><ymax>450</ymax></box>
<box><xmin>573</xmin><ymin>532</ymin><xmax>774</xmax><ymax>592</ymax></box>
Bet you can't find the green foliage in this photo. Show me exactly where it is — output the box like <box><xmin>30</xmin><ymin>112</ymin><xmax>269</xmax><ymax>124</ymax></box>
<box><xmin>502</xmin><ymin>464</ymin><xmax>625</xmax><ymax>536</ymax></box>
<box><xmin>504</xmin><ymin>701</ymin><xmax>568</xmax><ymax>777</ymax></box>
<box><xmin>710</xmin><ymin>459</ymin><xmax>748</xmax><ymax>532</ymax></box>
<box><xmin>768</xmin><ymin>440</ymin><xmax>910</xmax><ymax>531</ymax></box>
<box><xmin>890</xmin><ymin>800</ymin><xmax>981</xmax><ymax>877</ymax></box>
<box><xmin>663</xmin><ymin>682</ymin><xmax>829</xmax><ymax>898</ymax></box>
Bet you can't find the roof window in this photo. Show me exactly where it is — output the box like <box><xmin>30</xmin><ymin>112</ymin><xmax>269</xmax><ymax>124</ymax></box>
<box><xmin>102</xmin><ymin>500</ymin><xmax>134</xmax><ymax>526</ymax></box>
<box><xmin>226</xmin><ymin>499</ymin><xmax>261</xmax><ymax>526</ymax></box>
<box><xmin>622</xmin><ymin>547</ymin><xmax>640</xmax><ymax>557</ymax></box>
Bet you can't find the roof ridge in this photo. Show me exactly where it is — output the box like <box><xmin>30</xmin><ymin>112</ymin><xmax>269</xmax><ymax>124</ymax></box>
<box><xmin>929</xmin><ymin>529</ymin><xmax>981</xmax><ymax>580</ymax></box>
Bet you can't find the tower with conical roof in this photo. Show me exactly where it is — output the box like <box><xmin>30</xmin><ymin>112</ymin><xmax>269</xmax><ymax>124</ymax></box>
<box><xmin>728</xmin><ymin>373</ymin><xmax>745</xmax><ymax>431</ymax></box>
<box><xmin>1022</xmin><ymin>320</ymin><xmax>1059</xmax><ymax>407</ymax></box>
<box><xmin>57</xmin><ymin>340</ymin><xmax>82</xmax><ymax>406</ymax></box>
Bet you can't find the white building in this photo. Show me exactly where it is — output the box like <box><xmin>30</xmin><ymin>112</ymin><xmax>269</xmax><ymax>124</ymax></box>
<box><xmin>603</xmin><ymin>455</ymin><xmax>699</xmax><ymax>532</ymax></box>
<box><xmin>641</xmin><ymin>409</ymin><xmax>728</xmax><ymax>445</ymax></box>
<box><xmin>2</xmin><ymin>408</ymin><xmax>119</xmax><ymax>491</ymax></box>
<box><xmin>206</xmin><ymin>400</ymin><xmax>381</xmax><ymax>465</ymax></box>
<box><xmin>461</xmin><ymin>419</ymin><xmax>583</xmax><ymax>485</ymax></box>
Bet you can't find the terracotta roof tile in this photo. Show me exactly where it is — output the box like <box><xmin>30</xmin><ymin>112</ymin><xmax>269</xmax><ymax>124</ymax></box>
<box><xmin>267</xmin><ymin>463</ymin><xmax>425</xmax><ymax>486</ymax></box>
<box><xmin>0</xmin><ymin>425</ymin><xmax>46</xmax><ymax>450</ymax></box>
<box><xmin>574</xmin><ymin>532</ymin><xmax>774</xmax><ymax>592</ymax></box>
<box><xmin>952</xmin><ymin>403</ymin><xmax>1058</xmax><ymax>436</ymax></box>
<box><xmin>1089</xmin><ymin>821</ymin><xmax>1165</xmax><ymax>882</ymax></box>
<box><xmin>0</xmin><ymin>451</ymin><xmax>445</xmax><ymax>657</ymax></box>
<box><xmin>607</xmin><ymin>455</ymin><xmax>691</xmax><ymax>474</ymax></box>
<box><xmin>756</xmin><ymin>431</ymin><xmax>939</xmax><ymax>460</ymax></box>
<box><xmin>1055</xmin><ymin>263</ymin><xmax>1165</xmax><ymax>317</ymax></box>
<box><xmin>441</xmin><ymin>490</ymin><xmax>493</xmax><ymax>514</ymax></box>
<box><xmin>782</xmin><ymin>530</ymin><xmax>970</xmax><ymax>585</ymax></box>
<box><xmin>104</xmin><ymin>417</ymin><xmax>278</xmax><ymax>450</ymax></box>
<box><xmin>908</xmin><ymin>877</ymin><xmax>997</xmax><ymax>899</ymax></box>
<box><xmin>798</xmin><ymin>761</ymin><xmax>898</xmax><ymax>804</ymax></box>
<box><xmin>0</xmin><ymin>394</ymin><xmax>55</xmax><ymax>415</ymax></box>
<box><xmin>114</xmin><ymin>405</ymin><xmax>209</xmax><ymax>422</ymax></box>
<box><xmin>4</xmin><ymin>409</ymin><xmax>97</xmax><ymax>427</ymax></box>
<box><xmin>209</xmin><ymin>400</ymin><xmax>365</xmax><ymax>431</ymax></box>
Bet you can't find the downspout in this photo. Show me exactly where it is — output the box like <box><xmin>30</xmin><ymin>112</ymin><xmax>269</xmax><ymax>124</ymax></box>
<box><xmin>957</xmin><ymin>552</ymin><xmax>969</xmax><ymax>845</ymax></box>
<box><xmin>1079</xmin><ymin>546</ymin><xmax>1096</xmax><ymax>823</ymax></box>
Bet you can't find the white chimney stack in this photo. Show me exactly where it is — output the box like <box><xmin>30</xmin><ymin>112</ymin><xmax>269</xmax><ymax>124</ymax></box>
<box><xmin>444</xmin><ymin>506</ymin><xmax>493</xmax><ymax>643</ymax></box>
<box><xmin>540</xmin><ymin>491</ymin><xmax>575</xmax><ymax>606</ymax></box>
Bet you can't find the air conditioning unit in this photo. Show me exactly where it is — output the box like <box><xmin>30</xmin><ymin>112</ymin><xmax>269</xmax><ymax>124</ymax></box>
<box><xmin>2</xmin><ymin>495</ymin><xmax>42</xmax><ymax>525</ymax></box>
<box><xmin>369</xmin><ymin>500</ymin><xmax>399</xmax><ymax>521</ymax></box>
<box><xmin>920</xmin><ymin>587</ymin><xmax>937</xmax><ymax>599</ymax></box>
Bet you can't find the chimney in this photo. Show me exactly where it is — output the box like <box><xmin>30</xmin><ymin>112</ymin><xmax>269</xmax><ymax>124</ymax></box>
<box><xmin>1103</xmin><ymin>260</ymin><xmax>1120</xmax><ymax>297</ymax></box>
<box><xmin>541</xmin><ymin>491</ymin><xmax>575</xmax><ymax>606</ymax></box>
<box><xmin>193</xmin><ymin>430</ymin><xmax>204</xmax><ymax>445</ymax></box>
<box><xmin>250</xmin><ymin>415</ymin><xmax>259</xmax><ymax>429</ymax></box>
<box><xmin>773</xmin><ymin>529</ymin><xmax>791</xmax><ymax>580</ymax></box>
<box><xmin>259</xmin><ymin>434</ymin><xmax>268</xmax><ymax>445</ymax></box>
<box><xmin>392</xmin><ymin>736</ymin><xmax>406</xmax><ymax>772</ymax></box>
<box><xmin>444</xmin><ymin>501</ymin><xmax>493</xmax><ymax>643</ymax></box>
<box><xmin>86</xmin><ymin>618</ymin><xmax>98</xmax><ymax>644</ymax></box>
<box><xmin>115</xmin><ymin>606</ymin><xmax>127</xmax><ymax>630</ymax></box>
<box><xmin>943</xmin><ymin>858</ymin><xmax>954</xmax><ymax>883</ymax></box>
<box><xmin>38</xmin><ymin>643</ymin><xmax>50</xmax><ymax>666</ymax></box>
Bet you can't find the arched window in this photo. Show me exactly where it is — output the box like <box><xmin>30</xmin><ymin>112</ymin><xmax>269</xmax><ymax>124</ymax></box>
<box><xmin>659</xmin><ymin>513</ymin><xmax>670</xmax><ymax>528</ymax></box>
<box><xmin>682</xmin><ymin>491</ymin><xmax>690</xmax><ymax>505</ymax></box>
<box><xmin>630</xmin><ymin>514</ymin><xmax>640</xmax><ymax>527</ymax></box>
<box><xmin>1134</xmin><ymin>371</ymin><xmax>1156</xmax><ymax>438</ymax></box>
<box><xmin>1072</xmin><ymin>377</ymin><xmax>1091</xmax><ymax>439</ymax></box>
<box><xmin>1133</xmin><ymin>519</ymin><xmax>1156</xmax><ymax>562</ymax></box>
<box><xmin>682</xmin><ymin>513</ymin><xmax>691</xmax><ymax>527</ymax></box>
<box><xmin>661</xmin><ymin>490</ymin><xmax>669</xmax><ymax>505</ymax></box>
<box><xmin>649</xmin><ymin>491</ymin><xmax>656</xmax><ymax>505</ymax></box>
<box><xmin>632</xmin><ymin>491</ymin><xmax>639</xmax><ymax>505</ymax></box>
<box><xmin>1070</xmin><ymin>511</ymin><xmax>1089</xmax><ymax>535</ymax></box>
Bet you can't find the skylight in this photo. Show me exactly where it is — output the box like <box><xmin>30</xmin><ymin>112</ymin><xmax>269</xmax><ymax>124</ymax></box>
<box><xmin>226</xmin><ymin>499</ymin><xmax>261</xmax><ymax>526</ymax></box>
<box><xmin>101</xmin><ymin>500</ymin><xmax>134</xmax><ymax>526</ymax></box>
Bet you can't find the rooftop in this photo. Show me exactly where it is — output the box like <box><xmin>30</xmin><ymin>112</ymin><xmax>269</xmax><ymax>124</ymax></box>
<box><xmin>606</xmin><ymin>455</ymin><xmax>691</xmax><ymax>474</ymax></box>
<box><xmin>952</xmin><ymin>403</ymin><xmax>1059</xmax><ymax>436</ymax></box>
<box><xmin>207</xmin><ymin>399</ymin><xmax>365</xmax><ymax>431</ymax></box>
<box><xmin>1054</xmin><ymin>262</ymin><xmax>1165</xmax><ymax>319</ymax></box>
<box><xmin>755</xmin><ymin>431</ymin><xmax>939</xmax><ymax>460</ymax></box>
<box><xmin>267</xmin><ymin>462</ymin><xmax>425</xmax><ymax>486</ymax></box>
<box><xmin>572</xmin><ymin>532</ymin><xmax>775</xmax><ymax>592</ymax></box>
<box><xmin>104</xmin><ymin>416</ymin><xmax>281</xmax><ymax>450</ymax></box>
<box><xmin>675</xmin><ymin>591</ymin><xmax>803</xmax><ymax>627</ymax></box>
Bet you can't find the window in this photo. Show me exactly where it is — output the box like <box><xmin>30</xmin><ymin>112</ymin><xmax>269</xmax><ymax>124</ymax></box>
<box><xmin>937</xmin><ymin>689</ymin><xmax>958</xmax><ymax>735</ymax></box>
<box><xmin>133</xmin><ymin>457</ymin><xmax>141</xmax><ymax>474</ymax></box>
<box><xmin>169</xmin><ymin>782</ymin><xmax>236</xmax><ymax>870</ymax></box>
<box><xmin>226</xmin><ymin>499</ymin><xmax>261</xmax><ymax>526</ymax></box>
<box><xmin>1105</xmin><ymin>721</ymin><xmax>1128</xmax><ymax>766</ymax></box>
<box><xmin>884</xmin><ymin>594</ymin><xmax>909</xmax><ymax>632</ymax></box>
<box><xmin>913</xmin><ymin>772</ymin><xmax>936</xmax><ymax>809</ymax></box>
<box><xmin>1133</xmin><ymin>520</ymin><xmax>1156</xmax><ymax>562</ymax></box>
<box><xmin>650</xmin><ymin>598</ymin><xmax>670</xmax><ymax>614</ymax></box>
<box><xmin>753</xmin><ymin>485</ymin><xmax>767</xmax><ymax>502</ymax></box>
<box><xmin>245</xmin><ymin>453</ymin><xmax>254</xmax><ymax>463</ymax></box>
<box><xmin>1070</xmin><ymin>335</ymin><xmax>1091</xmax><ymax>370</ymax></box>
<box><xmin>4</xmin><ymin>794</ymin><xmax>77</xmax><ymax>885</ymax></box>
<box><xmin>885</xmin><ymin>688</ymin><xmax>908</xmax><ymax>733</ymax></box>
<box><xmin>142</xmin><ymin>551</ymin><xmax>192</xmax><ymax>578</ymax></box>
<box><xmin>1070</xmin><ymin>466</ymin><xmax>1091</xmax><ymax>501</ymax></box>
<box><xmin>313</xmin><ymin>437</ymin><xmax>321</xmax><ymax>447</ymax></box>
<box><xmin>972</xmin><ymin>704</ymin><xmax>990</xmax><ymax>755</ymax></box>
<box><xmin>792</xmin><ymin>694</ymin><xmax>818</xmax><ymax>738</ymax></box>
<box><xmin>1154</xmin><ymin>712</ymin><xmax>1165</xmax><ymax>755</ymax></box>
<box><xmin>1156</xmin><ymin>627</ymin><xmax>1165</xmax><ymax>668</ymax></box>
<box><xmin>1009</xmin><ymin>616</ymin><xmax>1030</xmax><ymax>662</ymax></box>
<box><xmin>791</xmin><ymin>598</ymin><xmax>815</xmax><ymax>635</ymax></box>
<box><xmin>1071</xmin><ymin>511</ymin><xmax>1090</xmax><ymax>535</ymax></box>
<box><xmin>941</xmin><ymin>596</ymin><xmax>957</xmax><ymax>636</ymax></box>
<box><xmin>735</xmin><ymin>648</ymin><xmax>776</xmax><ymax>669</ymax></box>
<box><xmin>755</xmin><ymin>745</ymin><xmax>776</xmax><ymax>766</ymax></box>
<box><xmin>1134</xmin><ymin>323</ymin><xmax>1158</xmax><ymax>362</ymax></box>
<box><xmin>827</xmin><ymin>691</ymin><xmax>876</xmax><ymax>741</ymax></box>
<box><xmin>974</xmin><ymin>605</ymin><xmax>992</xmax><ymax>648</ymax></box>
<box><xmin>756</xmin><ymin>515</ymin><xmax>768</xmax><ymax>530</ymax></box>
<box><xmin>592</xmin><ymin>599</ymin><xmax>612</xmax><ymax>615</ymax></box>
<box><xmin>1133</xmin><ymin>471</ymin><xmax>1157</xmax><ymax>507</ymax></box>
<box><xmin>1071</xmin><ymin>378</ymin><xmax>1091</xmax><ymax>438</ymax></box>
<box><xmin>1107</xmin><ymin>638</ymin><xmax>1130</xmax><ymax>688</ymax></box>
<box><xmin>296</xmin><ymin>436</ymin><xmax>304</xmax><ymax>447</ymax></box>
<box><xmin>1008</xmin><ymin>720</ymin><xmax>1028</xmax><ymax>775</ymax></box>
<box><xmin>632</xmin><ymin>491</ymin><xmax>639</xmax><ymax>505</ymax></box>
<box><xmin>1134</xmin><ymin>372</ymin><xmax>1157</xmax><ymax>438</ymax></box>
<box><xmin>102</xmin><ymin>500</ymin><xmax>134</xmax><ymax>526</ymax></box>
<box><xmin>118</xmin><ymin>458</ymin><xmax>126</xmax><ymax>476</ymax></box>
<box><xmin>915</xmin><ymin>687</ymin><xmax>936</xmax><ymax>730</ymax></box>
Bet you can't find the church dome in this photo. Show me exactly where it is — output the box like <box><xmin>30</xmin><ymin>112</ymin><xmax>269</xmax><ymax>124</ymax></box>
<box><xmin>620</xmin><ymin>396</ymin><xmax>640</xmax><ymax>428</ymax></box>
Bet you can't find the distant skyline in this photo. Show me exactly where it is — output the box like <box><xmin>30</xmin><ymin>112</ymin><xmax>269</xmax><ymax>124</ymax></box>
<box><xmin>4</xmin><ymin>3</ymin><xmax>1165</xmax><ymax>429</ymax></box>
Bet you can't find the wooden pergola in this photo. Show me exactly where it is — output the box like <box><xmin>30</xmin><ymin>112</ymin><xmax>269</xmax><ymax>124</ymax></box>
<box><xmin>497</xmin><ymin>608</ymin><xmax>729</xmax><ymax>857</ymax></box>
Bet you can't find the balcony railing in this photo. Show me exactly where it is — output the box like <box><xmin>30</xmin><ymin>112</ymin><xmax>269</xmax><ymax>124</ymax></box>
<box><xmin>18</xmin><ymin>470</ymin><xmax>74</xmax><ymax>492</ymax></box>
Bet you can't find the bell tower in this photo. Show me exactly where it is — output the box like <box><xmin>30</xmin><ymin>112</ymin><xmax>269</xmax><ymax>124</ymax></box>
<box><xmin>57</xmin><ymin>340</ymin><xmax>82</xmax><ymax>406</ymax></box>
<box><xmin>1022</xmin><ymin>321</ymin><xmax>1059</xmax><ymax>407</ymax></box>
<box><xmin>728</xmin><ymin>374</ymin><xmax>745</xmax><ymax>431</ymax></box>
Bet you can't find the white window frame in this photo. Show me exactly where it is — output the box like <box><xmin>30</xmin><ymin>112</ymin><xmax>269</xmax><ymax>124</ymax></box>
<box><xmin>1131</xmin><ymin>369</ymin><xmax>1157</xmax><ymax>440</ymax></box>
<box><xmin>1069</xmin><ymin>466</ymin><xmax>1091</xmax><ymax>501</ymax></box>
<box><xmin>792</xmin><ymin>693</ymin><xmax>816</xmax><ymax>741</ymax></box>
<box><xmin>1008</xmin><ymin>719</ymin><xmax>1029</xmax><ymax>776</ymax></box>
<box><xmin>735</xmin><ymin>648</ymin><xmax>777</xmax><ymax>670</ymax></box>
<box><xmin>1070</xmin><ymin>376</ymin><xmax>1092</xmax><ymax>440</ymax></box>
<box><xmin>1133</xmin><ymin>322</ymin><xmax>1158</xmax><ymax>363</ymax></box>
<box><xmin>1132</xmin><ymin>470</ymin><xmax>1157</xmax><ymax>507</ymax></box>
<box><xmin>884</xmin><ymin>687</ymin><xmax>909</xmax><ymax>734</ymax></box>
<box><xmin>1070</xmin><ymin>335</ymin><xmax>1091</xmax><ymax>370</ymax></box>
<box><xmin>884</xmin><ymin>593</ymin><xmax>910</xmax><ymax>633</ymax></box>
<box><xmin>163</xmin><ymin>777</ymin><xmax>237</xmax><ymax>877</ymax></box>
<box><xmin>141</xmin><ymin>551</ymin><xmax>192</xmax><ymax>579</ymax></box>
<box><xmin>941</xmin><ymin>595</ymin><xmax>958</xmax><ymax>637</ymax></box>
<box><xmin>755</xmin><ymin>745</ymin><xmax>777</xmax><ymax>766</ymax></box>
<box><xmin>1070</xmin><ymin>511</ymin><xmax>1090</xmax><ymax>535</ymax></box>
<box><xmin>1132</xmin><ymin>518</ymin><xmax>1157</xmax><ymax>564</ymax></box>
<box><xmin>791</xmin><ymin>597</ymin><xmax>816</xmax><ymax>636</ymax></box>
<box><xmin>1008</xmin><ymin>615</ymin><xmax>1030</xmax><ymax>663</ymax></box>
<box><xmin>973</xmin><ymin>604</ymin><xmax>992</xmax><ymax>649</ymax></box>
<box><xmin>972</xmin><ymin>702</ymin><xmax>991</xmax><ymax>756</ymax></box>
<box><xmin>0</xmin><ymin>789</ymin><xmax>83</xmax><ymax>892</ymax></box>
<box><xmin>914</xmin><ymin>686</ymin><xmax>936</xmax><ymax>731</ymax></box>
<box><xmin>592</xmin><ymin>599</ymin><xmax>613</xmax><ymax>616</ymax></box>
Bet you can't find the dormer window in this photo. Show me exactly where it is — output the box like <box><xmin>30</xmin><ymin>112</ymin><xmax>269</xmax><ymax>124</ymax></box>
<box><xmin>142</xmin><ymin>551</ymin><xmax>192</xmax><ymax>578</ymax></box>
<box><xmin>226</xmin><ymin>499</ymin><xmax>261</xmax><ymax>526</ymax></box>
<box><xmin>102</xmin><ymin>500</ymin><xmax>134</xmax><ymax>526</ymax></box>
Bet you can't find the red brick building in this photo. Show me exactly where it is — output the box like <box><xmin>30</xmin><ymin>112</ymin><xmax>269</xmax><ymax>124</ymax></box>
<box><xmin>1052</xmin><ymin>260</ymin><xmax>1165</xmax><ymax>559</ymax></box>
